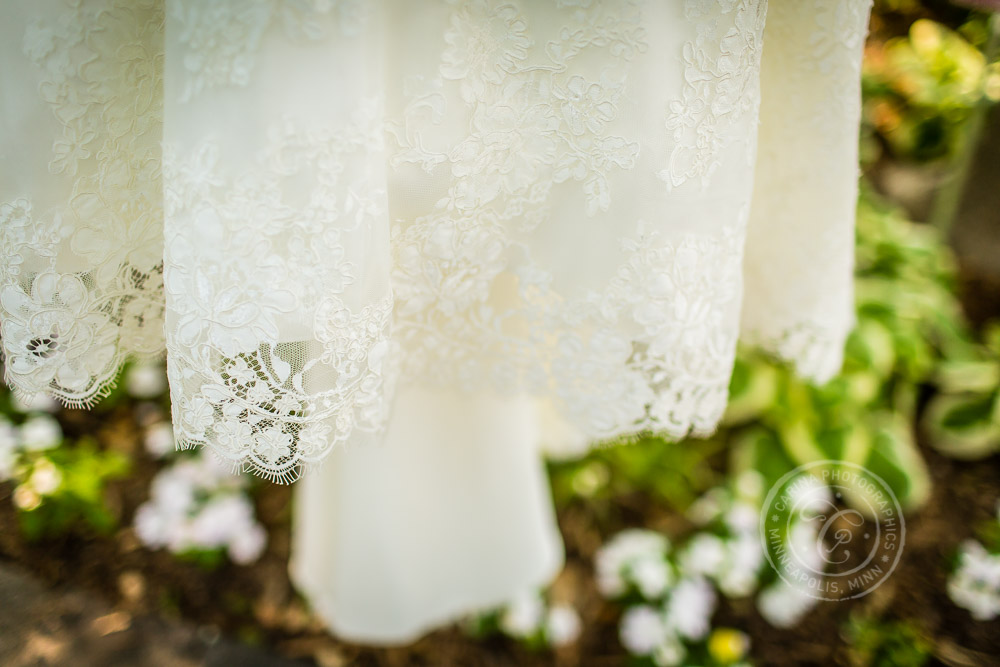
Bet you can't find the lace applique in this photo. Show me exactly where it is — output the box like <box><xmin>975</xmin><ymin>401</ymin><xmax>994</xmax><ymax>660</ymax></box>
<box><xmin>548</xmin><ymin>223</ymin><xmax>747</xmax><ymax>439</ymax></box>
<box><xmin>1</xmin><ymin>0</ymin><xmax>164</xmax><ymax>407</ymax></box>
<box><xmin>163</xmin><ymin>110</ymin><xmax>394</xmax><ymax>482</ymax></box>
<box><xmin>171</xmin><ymin>0</ymin><xmax>367</xmax><ymax>102</ymax></box>
<box><xmin>388</xmin><ymin>0</ymin><xmax>747</xmax><ymax>443</ymax></box>
<box><xmin>2</xmin><ymin>0</ymin><xmax>869</xmax><ymax>480</ymax></box>
<box><xmin>660</xmin><ymin>0</ymin><xmax>767</xmax><ymax>190</ymax></box>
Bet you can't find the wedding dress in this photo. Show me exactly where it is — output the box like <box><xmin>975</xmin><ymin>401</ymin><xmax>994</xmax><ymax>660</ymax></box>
<box><xmin>1</xmin><ymin>0</ymin><xmax>871</xmax><ymax>644</ymax></box>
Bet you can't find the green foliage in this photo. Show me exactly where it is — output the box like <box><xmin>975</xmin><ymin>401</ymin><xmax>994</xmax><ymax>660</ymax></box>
<box><xmin>722</xmin><ymin>188</ymin><xmax>983</xmax><ymax>513</ymax></box>
<box><xmin>863</xmin><ymin>17</ymin><xmax>996</xmax><ymax>161</ymax></box>
<box><xmin>922</xmin><ymin>322</ymin><xmax>1000</xmax><ymax>459</ymax></box>
<box><xmin>549</xmin><ymin>434</ymin><xmax>725</xmax><ymax>512</ymax></box>
<box><xmin>845</xmin><ymin>615</ymin><xmax>933</xmax><ymax>667</ymax></box>
<box><xmin>14</xmin><ymin>439</ymin><xmax>130</xmax><ymax>540</ymax></box>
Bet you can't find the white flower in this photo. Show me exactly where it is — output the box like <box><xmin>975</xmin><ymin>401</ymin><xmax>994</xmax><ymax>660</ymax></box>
<box><xmin>501</xmin><ymin>590</ymin><xmax>544</xmax><ymax>637</ymax></box>
<box><xmin>144</xmin><ymin>422</ymin><xmax>176</xmax><ymax>458</ymax></box>
<box><xmin>955</xmin><ymin>540</ymin><xmax>1000</xmax><ymax>589</ymax></box>
<box><xmin>19</xmin><ymin>415</ymin><xmax>62</xmax><ymax>451</ymax></box>
<box><xmin>718</xmin><ymin>534</ymin><xmax>764</xmax><ymax>597</ymax></box>
<box><xmin>228</xmin><ymin>522</ymin><xmax>267</xmax><ymax>565</ymax></box>
<box><xmin>0</xmin><ymin>448</ymin><xmax>15</xmax><ymax>482</ymax></box>
<box><xmin>545</xmin><ymin>604</ymin><xmax>582</xmax><ymax>646</ymax></box>
<box><xmin>126</xmin><ymin>362</ymin><xmax>168</xmax><ymax>398</ymax></box>
<box><xmin>948</xmin><ymin>540</ymin><xmax>1000</xmax><ymax>621</ymax></box>
<box><xmin>135</xmin><ymin>452</ymin><xmax>258</xmax><ymax>564</ymax></box>
<box><xmin>665</xmin><ymin>577</ymin><xmax>715</xmax><ymax>640</ymax></box>
<box><xmin>188</xmin><ymin>495</ymin><xmax>254</xmax><ymax>549</ymax></box>
<box><xmin>786</xmin><ymin>474</ymin><xmax>834</xmax><ymax>519</ymax></box>
<box><xmin>631</xmin><ymin>555</ymin><xmax>674</xmax><ymax>599</ymax></box>
<box><xmin>652</xmin><ymin>634</ymin><xmax>687</xmax><ymax>667</ymax></box>
<box><xmin>0</xmin><ymin>419</ymin><xmax>17</xmax><ymax>481</ymax></box>
<box><xmin>735</xmin><ymin>470</ymin><xmax>765</xmax><ymax>500</ymax></box>
<box><xmin>134</xmin><ymin>503</ymin><xmax>170</xmax><ymax>548</ymax></box>
<box><xmin>619</xmin><ymin>605</ymin><xmax>669</xmax><ymax>656</ymax></box>
<box><xmin>725</xmin><ymin>502</ymin><xmax>759</xmax><ymax>535</ymax></box>
<box><xmin>679</xmin><ymin>533</ymin><xmax>727</xmax><ymax>579</ymax></box>
<box><xmin>948</xmin><ymin>576</ymin><xmax>1000</xmax><ymax>622</ymax></box>
<box><xmin>596</xmin><ymin>529</ymin><xmax>670</xmax><ymax>597</ymax></box>
<box><xmin>757</xmin><ymin>580</ymin><xmax>819</xmax><ymax>628</ymax></box>
<box><xmin>13</xmin><ymin>484</ymin><xmax>42</xmax><ymax>511</ymax></box>
<box><xmin>687</xmin><ymin>488</ymin><xmax>728</xmax><ymax>525</ymax></box>
<box><xmin>28</xmin><ymin>459</ymin><xmax>62</xmax><ymax>495</ymax></box>
<box><xmin>787</xmin><ymin>520</ymin><xmax>823</xmax><ymax>573</ymax></box>
<box><xmin>149</xmin><ymin>468</ymin><xmax>197</xmax><ymax>517</ymax></box>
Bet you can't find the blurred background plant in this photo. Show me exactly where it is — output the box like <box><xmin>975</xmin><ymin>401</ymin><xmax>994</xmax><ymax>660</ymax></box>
<box><xmin>0</xmin><ymin>394</ymin><xmax>128</xmax><ymax>540</ymax></box>
<box><xmin>862</xmin><ymin>15</ymin><xmax>998</xmax><ymax>162</ymax></box>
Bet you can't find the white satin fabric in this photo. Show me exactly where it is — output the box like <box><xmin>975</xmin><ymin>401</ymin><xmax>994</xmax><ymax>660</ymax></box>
<box><xmin>290</xmin><ymin>386</ymin><xmax>563</xmax><ymax>643</ymax></box>
<box><xmin>1</xmin><ymin>0</ymin><xmax>871</xmax><ymax>644</ymax></box>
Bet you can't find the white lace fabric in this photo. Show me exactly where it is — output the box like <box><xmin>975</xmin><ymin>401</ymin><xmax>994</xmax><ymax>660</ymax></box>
<box><xmin>1</xmin><ymin>0</ymin><xmax>872</xmax><ymax>482</ymax></box>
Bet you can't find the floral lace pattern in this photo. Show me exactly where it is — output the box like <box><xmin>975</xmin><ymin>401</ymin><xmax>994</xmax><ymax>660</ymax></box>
<box><xmin>163</xmin><ymin>111</ymin><xmax>395</xmax><ymax>482</ymax></box>
<box><xmin>2</xmin><ymin>0</ymin><xmax>872</xmax><ymax>480</ymax></box>
<box><xmin>170</xmin><ymin>0</ymin><xmax>367</xmax><ymax>101</ymax></box>
<box><xmin>1</xmin><ymin>0</ymin><xmax>164</xmax><ymax>407</ymax></box>
<box><xmin>661</xmin><ymin>0</ymin><xmax>767</xmax><ymax>189</ymax></box>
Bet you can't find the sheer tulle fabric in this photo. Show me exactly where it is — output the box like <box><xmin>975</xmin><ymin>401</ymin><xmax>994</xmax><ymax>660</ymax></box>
<box><xmin>1</xmin><ymin>0</ymin><xmax>871</xmax><ymax>643</ymax></box>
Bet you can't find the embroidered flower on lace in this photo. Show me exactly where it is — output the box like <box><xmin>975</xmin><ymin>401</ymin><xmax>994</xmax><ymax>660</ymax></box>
<box><xmin>0</xmin><ymin>0</ymin><xmax>164</xmax><ymax>408</ymax></box>
<box><xmin>163</xmin><ymin>114</ymin><xmax>394</xmax><ymax>481</ymax></box>
<box><xmin>171</xmin><ymin>0</ymin><xmax>367</xmax><ymax>102</ymax></box>
<box><xmin>660</xmin><ymin>0</ymin><xmax>767</xmax><ymax>189</ymax></box>
<box><xmin>387</xmin><ymin>2</ymin><xmax>748</xmax><ymax>444</ymax></box>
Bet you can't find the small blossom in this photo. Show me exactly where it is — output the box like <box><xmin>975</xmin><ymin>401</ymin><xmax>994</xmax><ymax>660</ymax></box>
<box><xmin>948</xmin><ymin>540</ymin><xmax>1000</xmax><ymax>621</ymax></box>
<box><xmin>0</xmin><ymin>419</ymin><xmax>17</xmax><ymax>481</ymax></box>
<box><xmin>757</xmin><ymin>580</ymin><xmax>819</xmax><ymax>628</ymax></box>
<box><xmin>724</xmin><ymin>502</ymin><xmax>759</xmax><ymax>534</ymax></box>
<box><xmin>133</xmin><ymin>452</ymin><xmax>266</xmax><ymax>566</ymax></box>
<box><xmin>501</xmin><ymin>591</ymin><xmax>544</xmax><ymax>638</ymax></box>
<box><xmin>596</xmin><ymin>529</ymin><xmax>670</xmax><ymax>597</ymax></box>
<box><xmin>619</xmin><ymin>605</ymin><xmax>669</xmax><ymax>656</ymax></box>
<box><xmin>679</xmin><ymin>533</ymin><xmax>727</xmax><ymax>579</ymax></box>
<box><xmin>652</xmin><ymin>634</ymin><xmax>687</xmax><ymax>667</ymax></box>
<box><xmin>28</xmin><ymin>459</ymin><xmax>62</xmax><ymax>495</ymax></box>
<box><xmin>665</xmin><ymin>577</ymin><xmax>716</xmax><ymax>640</ymax></box>
<box><xmin>708</xmin><ymin>628</ymin><xmax>751</xmax><ymax>663</ymax></box>
<box><xmin>13</xmin><ymin>484</ymin><xmax>42</xmax><ymax>511</ymax></box>
<box><xmin>126</xmin><ymin>362</ymin><xmax>168</xmax><ymax>398</ymax></box>
<box><xmin>144</xmin><ymin>422</ymin><xmax>176</xmax><ymax>459</ymax></box>
<box><xmin>545</xmin><ymin>604</ymin><xmax>582</xmax><ymax>646</ymax></box>
<box><xmin>786</xmin><ymin>474</ymin><xmax>834</xmax><ymax>518</ymax></box>
<box><xmin>687</xmin><ymin>488</ymin><xmax>727</xmax><ymax>525</ymax></box>
<box><xmin>734</xmin><ymin>469</ymin><xmax>764</xmax><ymax>500</ymax></box>
<box><xmin>19</xmin><ymin>415</ymin><xmax>62</xmax><ymax>451</ymax></box>
<box><xmin>228</xmin><ymin>522</ymin><xmax>267</xmax><ymax>565</ymax></box>
<box><xmin>631</xmin><ymin>555</ymin><xmax>674</xmax><ymax>599</ymax></box>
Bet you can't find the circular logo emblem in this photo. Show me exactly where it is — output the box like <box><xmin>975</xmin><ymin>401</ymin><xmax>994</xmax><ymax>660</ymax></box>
<box><xmin>759</xmin><ymin>461</ymin><xmax>905</xmax><ymax>601</ymax></box>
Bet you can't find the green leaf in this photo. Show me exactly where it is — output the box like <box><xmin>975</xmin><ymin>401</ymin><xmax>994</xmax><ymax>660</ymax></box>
<box><xmin>923</xmin><ymin>393</ymin><xmax>1000</xmax><ymax>460</ymax></box>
